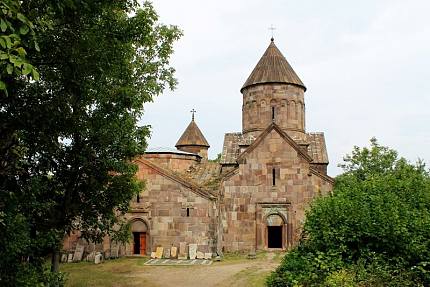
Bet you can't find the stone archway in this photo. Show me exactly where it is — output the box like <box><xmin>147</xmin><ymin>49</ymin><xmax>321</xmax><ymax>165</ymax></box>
<box><xmin>130</xmin><ymin>219</ymin><xmax>149</xmax><ymax>255</ymax></box>
<box><xmin>266</xmin><ymin>214</ymin><xmax>285</xmax><ymax>249</ymax></box>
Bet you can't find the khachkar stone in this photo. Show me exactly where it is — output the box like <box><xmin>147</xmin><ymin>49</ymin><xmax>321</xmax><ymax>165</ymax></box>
<box><xmin>111</xmin><ymin>244</ymin><xmax>119</xmax><ymax>258</ymax></box>
<box><xmin>178</xmin><ymin>242</ymin><xmax>187</xmax><ymax>259</ymax></box>
<box><xmin>163</xmin><ymin>248</ymin><xmax>171</xmax><ymax>259</ymax></box>
<box><xmin>170</xmin><ymin>246</ymin><xmax>178</xmax><ymax>258</ymax></box>
<box><xmin>94</xmin><ymin>252</ymin><xmax>102</xmax><ymax>264</ymax></box>
<box><xmin>204</xmin><ymin>252</ymin><xmax>212</xmax><ymax>260</ymax></box>
<box><xmin>155</xmin><ymin>247</ymin><xmax>164</xmax><ymax>259</ymax></box>
<box><xmin>196</xmin><ymin>251</ymin><xmax>204</xmax><ymax>259</ymax></box>
<box><xmin>188</xmin><ymin>243</ymin><xmax>197</xmax><ymax>260</ymax></box>
<box><xmin>86</xmin><ymin>251</ymin><xmax>96</xmax><ymax>262</ymax></box>
<box><xmin>73</xmin><ymin>244</ymin><xmax>85</xmax><ymax>262</ymax></box>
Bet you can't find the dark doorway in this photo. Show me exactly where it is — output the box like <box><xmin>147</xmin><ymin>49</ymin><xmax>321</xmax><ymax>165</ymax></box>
<box><xmin>133</xmin><ymin>232</ymin><xmax>140</xmax><ymax>254</ymax></box>
<box><xmin>267</xmin><ymin>226</ymin><xmax>283</xmax><ymax>248</ymax></box>
<box><xmin>133</xmin><ymin>232</ymin><xmax>146</xmax><ymax>255</ymax></box>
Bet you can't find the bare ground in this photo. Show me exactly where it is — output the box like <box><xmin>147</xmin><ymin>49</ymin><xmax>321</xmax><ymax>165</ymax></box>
<box><xmin>128</xmin><ymin>253</ymin><xmax>281</xmax><ymax>287</ymax></box>
<box><xmin>63</xmin><ymin>252</ymin><xmax>283</xmax><ymax>287</ymax></box>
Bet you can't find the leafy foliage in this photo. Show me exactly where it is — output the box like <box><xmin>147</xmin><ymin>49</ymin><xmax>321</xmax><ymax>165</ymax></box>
<box><xmin>209</xmin><ymin>153</ymin><xmax>222</xmax><ymax>163</ymax></box>
<box><xmin>267</xmin><ymin>138</ymin><xmax>430</xmax><ymax>286</ymax></box>
<box><xmin>0</xmin><ymin>0</ymin><xmax>39</xmax><ymax>92</ymax></box>
<box><xmin>0</xmin><ymin>0</ymin><xmax>181</xmax><ymax>285</ymax></box>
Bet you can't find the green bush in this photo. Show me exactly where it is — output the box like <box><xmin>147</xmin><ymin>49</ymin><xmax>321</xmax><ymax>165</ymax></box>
<box><xmin>324</xmin><ymin>269</ymin><xmax>355</xmax><ymax>287</ymax></box>
<box><xmin>267</xmin><ymin>139</ymin><xmax>430</xmax><ymax>286</ymax></box>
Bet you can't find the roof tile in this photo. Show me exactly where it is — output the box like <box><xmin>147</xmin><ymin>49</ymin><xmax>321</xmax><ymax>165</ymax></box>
<box><xmin>175</xmin><ymin>120</ymin><xmax>209</xmax><ymax>147</ymax></box>
<box><xmin>241</xmin><ymin>40</ymin><xmax>306</xmax><ymax>92</ymax></box>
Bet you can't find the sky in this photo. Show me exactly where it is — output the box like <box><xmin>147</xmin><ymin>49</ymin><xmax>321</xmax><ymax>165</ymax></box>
<box><xmin>140</xmin><ymin>0</ymin><xmax>430</xmax><ymax>176</ymax></box>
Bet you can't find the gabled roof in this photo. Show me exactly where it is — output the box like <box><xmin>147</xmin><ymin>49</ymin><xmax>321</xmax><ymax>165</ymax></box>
<box><xmin>175</xmin><ymin>119</ymin><xmax>210</xmax><ymax>148</ymax></box>
<box><xmin>220</xmin><ymin>133</ymin><xmax>255</xmax><ymax>164</ymax></box>
<box><xmin>145</xmin><ymin>147</ymin><xmax>201</xmax><ymax>157</ymax></box>
<box><xmin>179</xmin><ymin>161</ymin><xmax>221</xmax><ymax>191</ymax></box>
<box><xmin>135</xmin><ymin>158</ymin><xmax>216</xmax><ymax>200</ymax></box>
<box><xmin>309</xmin><ymin>166</ymin><xmax>334</xmax><ymax>184</ymax></box>
<box><xmin>241</xmin><ymin>39</ymin><xmax>306</xmax><ymax>92</ymax></box>
<box><xmin>307</xmin><ymin>133</ymin><xmax>329</xmax><ymax>164</ymax></box>
<box><xmin>236</xmin><ymin>123</ymin><xmax>313</xmax><ymax>163</ymax></box>
<box><xmin>220</xmin><ymin>130</ymin><xmax>329</xmax><ymax>165</ymax></box>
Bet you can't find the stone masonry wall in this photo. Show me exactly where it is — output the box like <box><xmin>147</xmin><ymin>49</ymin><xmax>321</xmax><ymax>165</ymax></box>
<box><xmin>177</xmin><ymin>145</ymin><xmax>208</xmax><ymax>160</ymax></box>
<box><xmin>242</xmin><ymin>84</ymin><xmax>306</xmax><ymax>141</ymax></box>
<box><xmin>221</xmin><ymin>129</ymin><xmax>332</xmax><ymax>252</ymax></box>
<box><xmin>141</xmin><ymin>153</ymin><xmax>200</xmax><ymax>173</ymax></box>
<box><xmin>128</xmin><ymin>161</ymin><xmax>217</xmax><ymax>255</ymax></box>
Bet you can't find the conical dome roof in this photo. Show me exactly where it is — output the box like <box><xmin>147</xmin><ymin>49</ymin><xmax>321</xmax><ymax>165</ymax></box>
<box><xmin>175</xmin><ymin>119</ymin><xmax>210</xmax><ymax>148</ymax></box>
<box><xmin>241</xmin><ymin>39</ymin><xmax>306</xmax><ymax>92</ymax></box>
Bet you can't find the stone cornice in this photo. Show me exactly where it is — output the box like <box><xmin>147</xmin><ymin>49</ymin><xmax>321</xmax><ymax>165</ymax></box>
<box><xmin>309</xmin><ymin>166</ymin><xmax>335</xmax><ymax>184</ymax></box>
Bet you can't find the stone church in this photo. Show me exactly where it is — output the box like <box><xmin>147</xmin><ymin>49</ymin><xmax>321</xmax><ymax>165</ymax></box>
<box><xmin>64</xmin><ymin>38</ymin><xmax>333</xmax><ymax>257</ymax></box>
<box><xmin>121</xmin><ymin>37</ymin><xmax>334</xmax><ymax>256</ymax></box>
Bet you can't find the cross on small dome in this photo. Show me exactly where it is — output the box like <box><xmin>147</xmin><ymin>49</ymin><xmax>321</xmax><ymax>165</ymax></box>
<box><xmin>190</xmin><ymin>109</ymin><xmax>196</xmax><ymax>121</ymax></box>
<box><xmin>268</xmin><ymin>24</ymin><xmax>276</xmax><ymax>41</ymax></box>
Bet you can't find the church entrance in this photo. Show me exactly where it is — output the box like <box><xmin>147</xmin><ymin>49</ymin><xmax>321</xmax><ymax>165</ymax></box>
<box><xmin>267</xmin><ymin>226</ymin><xmax>282</xmax><ymax>248</ymax></box>
<box><xmin>266</xmin><ymin>214</ymin><xmax>284</xmax><ymax>249</ymax></box>
<box><xmin>133</xmin><ymin>232</ymin><xmax>146</xmax><ymax>255</ymax></box>
<box><xmin>131</xmin><ymin>219</ymin><xmax>148</xmax><ymax>255</ymax></box>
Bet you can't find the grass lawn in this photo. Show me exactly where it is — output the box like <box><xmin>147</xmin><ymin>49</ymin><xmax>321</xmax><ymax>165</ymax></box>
<box><xmin>60</xmin><ymin>252</ymin><xmax>283</xmax><ymax>287</ymax></box>
<box><xmin>61</xmin><ymin>257</ymin><xmax>151</xmax><ymax>287</ymax></box>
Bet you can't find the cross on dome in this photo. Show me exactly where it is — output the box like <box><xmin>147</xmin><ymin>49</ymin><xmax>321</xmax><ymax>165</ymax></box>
<box><xmin>190</xmin><ymin>109</ymin><xmax>196</xmax><ymax>121</ymax></box>
<box><xmin>268</xmin><ymin>24</ymin><xmax>276</xmax><ymax>41</ymax></box>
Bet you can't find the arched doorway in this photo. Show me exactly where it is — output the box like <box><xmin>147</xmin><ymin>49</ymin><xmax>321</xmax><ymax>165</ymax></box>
<box><xmin>131</xmin><ymin>219</ymin><xmax>148</xmax><ymax>255</ymax></box>
<box><xmin>266</xmin><ymin>214</ymin><xmax>284</xmax><ymax>249</ymax></box>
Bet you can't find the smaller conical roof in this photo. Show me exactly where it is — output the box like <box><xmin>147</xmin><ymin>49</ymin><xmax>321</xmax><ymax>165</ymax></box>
<box><xmin>241</xmin><ymin>39</ymin><xmax>306</xmax><ymax>92</ymax></box>
<box><xmin>175</xmin><ymin>119</ymin><xmax>210</xmax><ymax>148</ymax></box>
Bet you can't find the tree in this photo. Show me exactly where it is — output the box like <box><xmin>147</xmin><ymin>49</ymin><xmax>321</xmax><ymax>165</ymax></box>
<box><xmin>0</xmin><ymin>0</ymin><xmax>181</xmax><ymax>285</ymax></box>
<box><xmin>0</xmin><ymin>0</ymin><xmax>40</xmax><ymax>92</ymax></box>
<box><xmin>267</xmin><ymin>138</ymin><xmax>430</xmax><ymax>286</ymax></box>
<box><xmin>0</xmin><ymin>1</ymin><xmax>48</xmax><ymax>285</ymax></box>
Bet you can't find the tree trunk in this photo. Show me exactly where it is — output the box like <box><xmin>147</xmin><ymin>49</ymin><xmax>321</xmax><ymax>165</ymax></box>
<box><xmin>51</xmin><ymin>249</ymin><xmax>60</xmax><ymax>273</ymax></box>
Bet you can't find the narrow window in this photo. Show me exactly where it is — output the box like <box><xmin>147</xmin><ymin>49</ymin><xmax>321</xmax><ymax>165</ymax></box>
<box><xmin>272</xmin><ymin>106</ymin><xmax>275</xmax><ymax>121</ymax></box>
<box><xmin>186</xmin><ymin>208</ymin><xmax>190</xmax><ymax>217</ymax></box>
<box><xmin>136</xmin><ymin>194</ymin><xmax>140</xmax><ymax>203</ymax></box>
<box><xmin>272</xmin><ymin>168</ymin><xmax>276</xmax><ymax>186</ymax></box>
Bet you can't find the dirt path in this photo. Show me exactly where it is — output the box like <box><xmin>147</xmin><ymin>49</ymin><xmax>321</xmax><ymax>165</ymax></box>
<box><xmin>130</xmin><ymin>253</ymin><xmax>281</xmax><ymax>287</ymax></box>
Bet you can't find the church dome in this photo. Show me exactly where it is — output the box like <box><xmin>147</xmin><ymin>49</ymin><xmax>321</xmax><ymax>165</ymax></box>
<box><xmin>241</xmin><ymin>39</ymin><xmax>306</xmax><ymax>92</ymax></box>
<box><xmin>175</xmin><ymin>119</ymin><xmax>209</xmax><ymax>148</ymax></box>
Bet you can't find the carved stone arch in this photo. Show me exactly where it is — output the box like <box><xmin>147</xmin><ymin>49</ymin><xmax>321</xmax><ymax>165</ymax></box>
<box><xmin>264</xmin><ymin>212</ymin><xmax>287</xmax><ymax>225</ymax></box>
<box><xmin>297</xmin><ymin>101</ymin><xmax>303</xmax><ymax>126</ymax></box>
<box><xmin>250</xmin><ymin>100</ymin><xmax>258</xmax><ymax>125</ymax></box>
<box><xmin>289</xmin><ymin>100</ymin><xmax>297</xmax><ymax>119</ymax></box>
<box><xmin>130</xmin><ymin>217</ymin><xmax>149</xmax><ymax>233</ymax></box>
<box><xmin>270</xmin><ymin>99</ymin><xmax>277</xmax><ymax>106</ymax></box>
<box><xmin>260</xmin><ymin>99</ymin><xmax>266</xmax><ymax>108</ymax></box>
<box><xmin>281</xmin><ymin>99</ymin><xmax>287</xmax><ymax>107</ymax></box>
<box><xmin>300</xmin><ymin>101</ymin><xmax>305</xmax><ymax>129</ymax></box>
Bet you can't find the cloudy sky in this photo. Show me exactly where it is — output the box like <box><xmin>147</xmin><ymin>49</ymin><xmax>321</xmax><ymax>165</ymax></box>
<box><xmin>140</xmin><ymin>0</ymin><xmax>430</xmax><ymax>176</ymax></box>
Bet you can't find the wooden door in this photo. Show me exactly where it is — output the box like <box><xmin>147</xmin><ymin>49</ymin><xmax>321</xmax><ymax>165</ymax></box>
<box><xmin>139</xmin><ymin>233</ymin><xmax>146</xmax><ymax>255</ymax></box>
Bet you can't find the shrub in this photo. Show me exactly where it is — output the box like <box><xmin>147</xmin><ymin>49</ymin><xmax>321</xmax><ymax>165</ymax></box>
<box><xmin>267</xmin><ymin>139</ymin><xmax>430</xmax><ymax>286</ymax></box>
